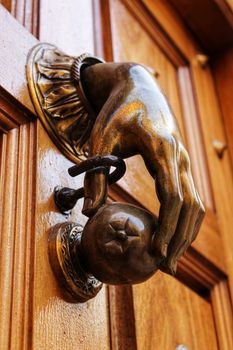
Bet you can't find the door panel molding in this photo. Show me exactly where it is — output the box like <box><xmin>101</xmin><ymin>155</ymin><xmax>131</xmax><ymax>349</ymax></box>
<box><xmin>0</xmin><ymin>4</ymin><xmax>38</xmax><ymax>113</ymax></box>
<box><xmin>1</xmin><ymin>0</ymin><xmax>40</xmax><ymax>35</ymax></box>
<box><xmin>0</xmin><ymin>122</ymin><xmax>37</xmax><ymax>350</ymax></box>
<box><xmin>0</xmin><ymin>90</ymin><xmax>34</xmax><ymax>132</ymax></box>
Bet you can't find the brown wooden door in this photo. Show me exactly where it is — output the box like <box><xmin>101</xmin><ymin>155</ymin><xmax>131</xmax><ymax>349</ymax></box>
<box><xmin>0</xmin><ymin>1</ymin><xmax>232</xmax><ymax>349</ymax></box>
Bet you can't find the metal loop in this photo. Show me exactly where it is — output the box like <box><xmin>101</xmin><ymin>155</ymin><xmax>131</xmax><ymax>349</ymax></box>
<box><xmin>68</xmin><ymin>155</ymin><xmax>126</xmax><ymax>186</ymax></box>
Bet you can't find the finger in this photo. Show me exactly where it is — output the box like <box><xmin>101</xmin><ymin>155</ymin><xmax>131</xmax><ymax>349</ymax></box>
<box><xmin>81</xmin><ymin>92</ymin><xmax>122</xmax><ymax>216</ymax></box>
<box><xmin>160</xmin><ymin>148</ymin><xmax>204</xmax><ymax>275</ymax></box>
<box><xmin>190</xmin><ymin>190</ymin><xmax>205</xmax><ymax>243</ymax></box>
<box><xmin>143</xmin><ymin>136</ymin><xmax>183</xmax><ymax>260</ymax></box>
<box><xmin>82</xmin><ymin>167</ymin><xmax>109</xmax><ymax>217</ymax></box>
<box><xmin>82</xmin><ymin>133</ymin><xmax>111</xmax><ymax>217</ymax></box>
<box><xmin>173</xmin><ymin>185</ymin><xmax>205</xmax><ymax>265</ymax></box>
<box><xmin>174</xmin><ymin>196</ymin><xmax>205</xmax><ymax>263</ymax></box>
<box><xmin>164</xmin><ymin>192</ymin><xmax>205</xmax><ymax>274</ymax></box>
<box><xmin>164</xmin><ymin>185</ymin><xmax>199</xmax><ymax>274</ymax></box>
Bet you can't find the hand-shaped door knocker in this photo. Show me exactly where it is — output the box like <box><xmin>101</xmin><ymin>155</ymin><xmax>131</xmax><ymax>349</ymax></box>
<box><xmin>27</xmin><ymin>44</ymin><xmax>205</xmax><ymax>302</ymax></box>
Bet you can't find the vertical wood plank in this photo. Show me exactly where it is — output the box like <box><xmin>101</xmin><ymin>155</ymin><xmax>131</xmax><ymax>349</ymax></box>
<box><xmin>0</xmin><ymin>123</ymin><xmax>36</xmax><ymax>350</ymax></box>
<box><xmin>211</xmin><ymin>281</ymin><xmax>233</xmax><ymax>350</ymax></box>
<box><xmin>93</xmin><ymin>0</ymin><xmax>114</xmax><ymax>60</ymax></box>
<box><xmin>0</xmin><ymin>4</ymin><xmax>37</xmax><ymax>113</ymax></box>
<box><xmin>142</xmin><ymin>0</ymin><xmax>199</xmax><ymax>60</ymax></box>
<box><xmin>109</xmin><ymin>286</ymin><xmax>137</xmax><ymax>350</ymax></box>
<box><xmin>10</xmin><ymin>122</ymin><xmax>36</xmax><ymax>350</ymax></box>
<box><xmin>0</xmin><ymin>129</ymin><xmax>19</xmax><ymax>350</ymax></box>
<box><xmin>0</xmin><ymin>0</ymin><xmax>40</xmax><ymax>36</ymax></box>
<box><xmin>191</xmin><ymin>61</ymin><xmax>233</xmax><ymax>299</ymax></box>
<box><xmin>32</xmin><ymin>121</ymin><xmax>111</xmax><ymax>350</ymax></box>
<box><xmin>39</xmin><ymin>0</ymin><xmax>94</xmax><ymax>55</ymax></box>
<box><xmin>178</xmin><ymin>67</ymin><xmax>214</xmax><ymax>209</ymax></box>
<box><xmin>132</xmin><ymin>272</ymin><xmax>218</xmax><ymax>350</ymax></box>
<box><xmin>212</xmin><ymin>48</ymin><xmax>233</xmax><ymax>166</ymax></box>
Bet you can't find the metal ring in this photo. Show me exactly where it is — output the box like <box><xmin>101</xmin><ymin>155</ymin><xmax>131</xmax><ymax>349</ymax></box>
<box><xmin>68</xmin><ymin>155</ymin><xmax>126</xmax><ymax>186</ymax></box>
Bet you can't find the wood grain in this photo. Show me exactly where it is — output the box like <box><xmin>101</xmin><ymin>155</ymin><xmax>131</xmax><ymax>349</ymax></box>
<box><xmin>142</xmin><ymin>0</ymin><xmax>199</xmax><ymax>60</ymax></box>
<box><xmin>211</xmin><ymin>280</ymin><xmax>233</xmax><ymax>350</ymax></box>
<box><xmin>178</xmin><ymin>67</ymin><xmax>214</xmax><ymax>210</ymax></box>
<box><xmin>168</xmin><ymin>0</ymin><xmax>233</xmax><ymax>54</ymax></box>
<box><xmin>0</xmin><ymin>91</ymin><xmax>34</xmax><ymax>132</ymax></box>
<box><xmin>32</xmin><ymin>121</ymin><xmax>111</xmax><ymax>349</ymax></box>
<box><xmin>10</xmin><ymin>122</ymin><xmax>37</xmax><ymax>350</ymax></box>
<box><xmin>1</xmin><ymin>0</ymin><xmax>40</xmax><ymax>35</ymax></box>
<box><xmin>192</xmin><ymin>209</ymin><xmax>226</xmax><ymax>272</ymax></box>
<box><xmin>191</xmin><ymin>59</ymin><xmax>233</xmax><ymax>299</ymax></box>
<box><xmin>0</xmin><ymin>123</ymin><xmax>36</xmax><ymax>350</ymax></box>
<box><xmin>0</xmin><ymin>4</ymin><xmax>37</xmax><ymax>114</ymax></box>
<box><xmin>39</xmin><ymin>0</ymin><xmax>94</xmax><ymax>56</ymax></box>
<box><xmin>132</xmin><ymin>272</ymin><xmax>218</xmax><ymax>350</ymax></box>
<box><xmin>108</xmin><ymin>285</ymin><xmax>137</xmax><ymax>350</ymax></box>
<box><xmin>119</xmin><ymin>0</ymin><xmax>186</xmax><ymax>67</ymax></box>
<box><xmin>0</xmin><ymin>129</ymin><xmax>19</xmax><ymax>350</ymax></box>
<box><xmin>93</xmin><ymin>0</ymin><xmax>113</xmax><ymax>60</ymax></box>
<box><xmin>212</xmin><ymin>47</ymin><xmax>233</xmax><ymax>166</ymax></box>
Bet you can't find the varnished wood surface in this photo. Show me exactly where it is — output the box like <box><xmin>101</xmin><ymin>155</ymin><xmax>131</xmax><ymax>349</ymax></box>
<box><xmin>93</xmin><ymin>0</ymin><xmax>113</xmax><ymax>60</ymax></box>
<box><xmin>211</xmin><ymin>280</ymin><xmax>233</xmax><ymax>350</ymax></box>
<box><xmin>122</xmin><ymin>0</ymin><xmax>187</xmax><ymax>67</ymax></box>
<box><xmin>39</xmin><ymin>0</ymin><xmax>94</xmax><ymax>56</ymax></box>
<box><xmin>0</xmin><ymin>123</ymin><xmax>36</xmax><ymax>349</ymax></box>
<box><xmin>192</xmin><ymin>209</ymin><xmax>226</xmax><ymax>272</ymax></box>
<box><xmin>0</xmin><ymin>5</ymin><xmax>37</xmax><ymax>114</ymax></box>
<box><xmin>32</xmin><ymin>121</ymin><xmax>110</xmax><ymax>349</ymax></box>
<box><xmin>109</xmin><ymin>286</ymin><xmax>137</xmax><ymax>350</ymax></box>
<box><xmin>0</xmin><ymin>0</ymin><xmax>40</xmax><ymax>35</ymax></box>
<box><xmin>168</xmin><ymin>0</ymin><xmax>233</xmax><ymax>53</ymax></box>
<box><xmin>142</xmin><ymin>0</ymin><xmax>199</xmax><ymax>60</ymax></box>
<box><xmin>178</xmin><ymin>67</ymin><xmax>214</xmax><ymax>210</ymax></box>
<box><xmin>133</xmin><ymin>272</ymin><xmax>218</xmax><ymax>350</ymax></box>
<box><xmin>212</xmin><ymin>47</ymin><xmax>233</xmax><ymax>166</ymax></box>
<box><xmin>191</xmin><ymin>60</ymin><xmax>233</xmax><ymax>299</ymax></box>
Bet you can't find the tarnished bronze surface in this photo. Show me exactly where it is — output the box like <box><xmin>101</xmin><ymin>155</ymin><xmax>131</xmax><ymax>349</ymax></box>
<box><xmin>27</xmin><ymin>43</ymin><xmax>104</xmax><ymax>161</ymax></box>
<box><xmin>80</xmin><ymin>59</ymin><xmax>205</xmax><ymax>275</ymax></box>
<box><xmin>48</xmin><ymin>203</ymin><xmax>159</xmax><ymax>301</ymax></box>
<box><xmin>81</xmin><ymin>203</ymin><xmax>159</xmax><ymax>285</ymax></box>
<box><xmin>28</xmin><ymin>43</ymin><xmax>205</xmax><ymax>300</ymax></box>
<box><xmin>54</xmin><ymin>155</ymin><xmax>126</xmax><ymax>214</ymax></box>
<box><xmin>48</xmin><ymin>222</ymin><xmax>102</xmax><ymax>303</ymax></box>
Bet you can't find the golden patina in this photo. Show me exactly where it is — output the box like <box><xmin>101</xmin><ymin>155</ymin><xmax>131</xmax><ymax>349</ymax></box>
<box><xmin>27</xmin><ymin>43</ymin><xmax>205</xmax><ymax>302</ymax></box>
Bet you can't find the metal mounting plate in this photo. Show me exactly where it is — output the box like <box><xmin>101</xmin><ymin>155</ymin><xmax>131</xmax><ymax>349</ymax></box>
<box><xmin>27</xmin><ymin>43</ymin><xmax>103</xmax><ymax>162</ymax></box>
<box><xmin>48</xmin><ymin>222</ymin><xmax>102</xmax><ymax>303</ymax></box>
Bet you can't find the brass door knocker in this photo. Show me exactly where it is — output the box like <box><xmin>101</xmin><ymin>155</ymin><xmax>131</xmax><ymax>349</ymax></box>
<box><xmin>27</xmin><ymin>43</ymin><xmax>205</xmax><ymax>303</ymax></box>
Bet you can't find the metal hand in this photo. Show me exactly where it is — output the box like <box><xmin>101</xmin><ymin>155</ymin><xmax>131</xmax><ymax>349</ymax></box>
<box><xmin>81</xmin><ymin>62</ymin><xmax>205</xmax><ymax>275</ymax></box>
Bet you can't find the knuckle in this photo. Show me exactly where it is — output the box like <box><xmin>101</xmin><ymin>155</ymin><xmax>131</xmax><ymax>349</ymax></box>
<box><xmin>183</xmin><ymin>194</ymin><xmax>200</xmax><ymax>211</ymax></box>
<box><xmin>199</xmin><ymin>201</ymin><xmax>206</xmax><ymax>215</ymax></box>
<box><xmin>193</xmin><ymin>197</ymin><xmax>201</xmax><ymax>210</ymax></box>
<box><xmin>156</xmin><ymin>134</ymin><xmax>177</xmax><ymax>156</ymax></box>
<box><xmin>179</xmin><ymin>145</ymin><xmax>191</xmax><ymax>171</ymax></box>
<box><xmin>168</xmin><ymin>189</ymin><xmax>183</xmax><ymax>207</ymax></box>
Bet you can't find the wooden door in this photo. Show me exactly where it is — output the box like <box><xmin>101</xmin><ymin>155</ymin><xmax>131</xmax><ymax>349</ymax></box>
<box><xmin>0</xmin><ymin>1</ymin><xmax>232</xmax><ymax>349</ymax></box>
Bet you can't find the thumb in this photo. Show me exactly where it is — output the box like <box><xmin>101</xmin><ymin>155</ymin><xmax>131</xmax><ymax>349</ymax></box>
<box><xmin>82</xmin><ymin>167</ymin><xmax>109</xmax><ymax>217</ymax></box>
